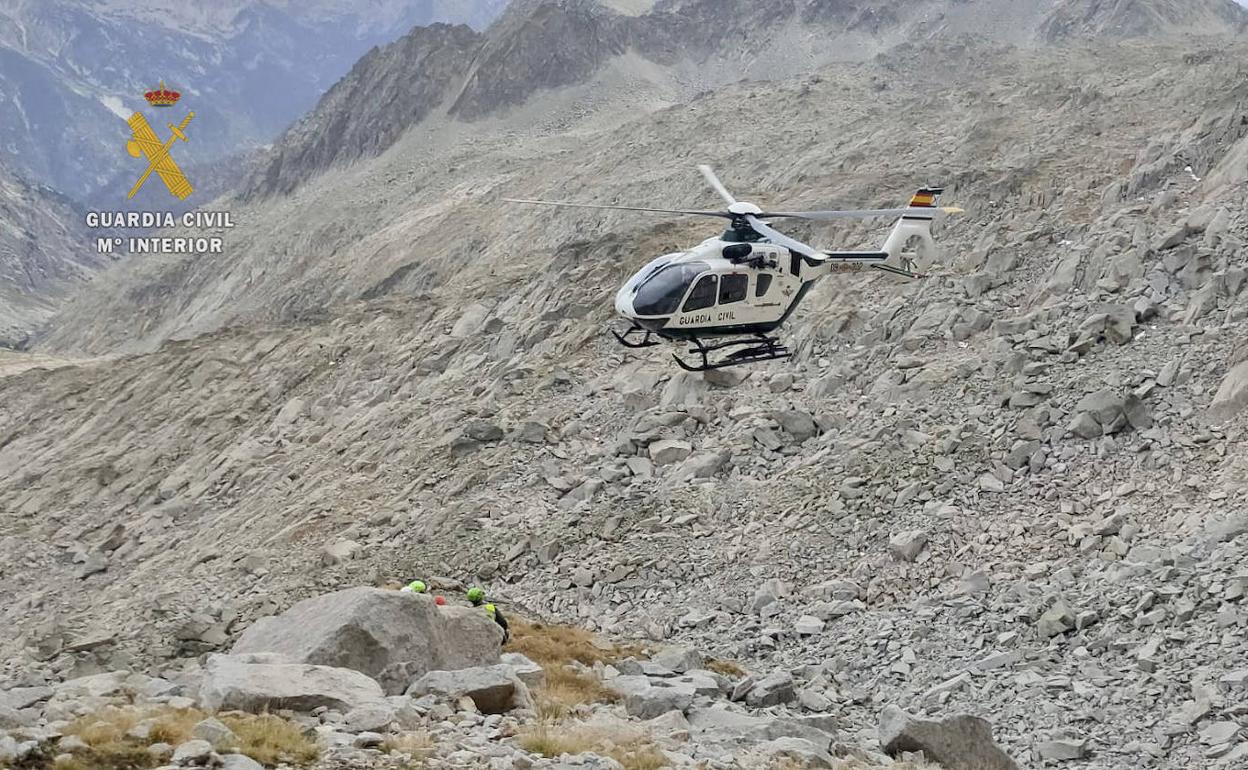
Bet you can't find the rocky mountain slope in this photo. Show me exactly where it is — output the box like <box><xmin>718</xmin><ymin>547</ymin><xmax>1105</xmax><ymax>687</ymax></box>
<box><xmin>0</xmin><ymin>0</ymin><xmax>508</xmax><ymax>202</ymax></box>
<box><xmin>0</xmin><ymin>162</ymin><xmax>99</xmax><ymax>348</ymax></box>
<box><xmin>5</xmin><ymin>19</ymin><xmax>1248</xmax><ymax>766</ymax></box>
<box><xmin>1040</xmin><ymin>0</ymin><xmax>1248</xmax><ymax>40</ymax></box>
<box><xmin>239</xmin><ymin>0</ymin><xmax>1248</xmax><ymax>200</ymax></box>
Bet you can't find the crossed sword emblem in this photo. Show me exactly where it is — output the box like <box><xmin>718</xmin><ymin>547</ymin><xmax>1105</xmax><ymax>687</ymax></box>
<box><xmin>126</xmin><ymin>111</ymin><xmax>195</xmax><ymax>200</ymax></box>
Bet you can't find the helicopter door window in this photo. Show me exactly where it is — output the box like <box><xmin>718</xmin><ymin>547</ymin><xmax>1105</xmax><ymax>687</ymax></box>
<box><xmin>756</xmin><ymin>274</ymin><xmax>773</xmax><ymax>297</ymax></box>
<box><xmin>719</xmin><ymin>274</ymin><xmax>748</xmax><ymax>304</ymax></box>
<box><xmin>683</xmin><ymin>275</ymin><xmax>718</xmax><ymax>312</ymax></box>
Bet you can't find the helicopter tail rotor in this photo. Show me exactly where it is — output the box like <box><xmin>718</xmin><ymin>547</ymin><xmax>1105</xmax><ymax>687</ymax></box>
<box><xmin>879</xmin><ymin>187</ymin><xmax>958</xmax><ymax>267</ymax></box>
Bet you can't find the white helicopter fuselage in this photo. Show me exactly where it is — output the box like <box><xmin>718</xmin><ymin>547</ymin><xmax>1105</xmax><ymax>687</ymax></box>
<box><xmin>614</xmin><ymin>237</ymin><xmax>799</xmax><ymax>339</ymax></box>
<box><xmin>614</xmin><ymin>234</ymin><xmax>880</xmax><ymax>340</ymax></box>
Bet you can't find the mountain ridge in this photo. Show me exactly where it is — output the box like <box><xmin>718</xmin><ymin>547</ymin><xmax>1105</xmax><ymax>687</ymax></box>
<box><xmin>238</xmin><ymin>0</ymin><xmax>1248</xmax><ymax>204</ymax></box>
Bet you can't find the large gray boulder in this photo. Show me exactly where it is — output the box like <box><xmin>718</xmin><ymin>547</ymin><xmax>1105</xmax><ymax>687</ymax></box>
<box><xmin>500</xmin><ymin>653</ymin><xmax>545</xmax><ymax>690</ymax></box>
<box><xmin>1210</xmin><ymin>360</ymin><xmax>1248</xmax><ymax>423</ymax></box>
<box><xmin>406</xmin><ymin>664</ymin><xmax>532</xmax><ymax>714</ymax></box>
<box><xmin>611</xmin><ymin>675</ymin><xmax>697</xmax><ymax>719</ymax></box>
<box><xmin>231</xmin><ymin>587</ymin><xmax>501</xmax><ymax>694</ymax></box>
<box><xmin>879</xmin><ymin>705</ymin><xmax>1018</xmax><ymax>770</ymax></box>
<box><xmin>199</xmin><ymin>653</ymin><xmax>385</xmax><ymax>713</ymax></box>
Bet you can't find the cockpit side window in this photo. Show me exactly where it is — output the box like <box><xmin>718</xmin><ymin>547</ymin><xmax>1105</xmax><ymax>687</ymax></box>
<box><xmin>683</xmin><ymin>275</ymin><xmax>718</xmax><ymax>312</ymax></box>
<box><xmin>756</xmin><ymin>274</ymin><xmax>773</xmax><ymax>298</ymax></box>
<box><xmin>719</xmin><ymin>274</ymin><xmax>748</xmax><ymax>304</ymax></box>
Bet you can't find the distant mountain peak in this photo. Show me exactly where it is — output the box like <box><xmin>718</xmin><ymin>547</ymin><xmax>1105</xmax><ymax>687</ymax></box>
<box><xmin>1039</xmin><ymin>0</ymin><xmax>1248</xmax><ymax>41</ymax></box>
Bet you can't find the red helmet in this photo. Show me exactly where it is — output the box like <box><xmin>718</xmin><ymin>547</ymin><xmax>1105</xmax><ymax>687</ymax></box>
<box><xmin>434</xmin><ymin>596</ymin><xmax>447</xmax><ymax>606</ymax></box>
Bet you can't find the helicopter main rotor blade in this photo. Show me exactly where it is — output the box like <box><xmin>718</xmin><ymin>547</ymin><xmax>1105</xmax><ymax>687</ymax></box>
<box><xmin>762</xmin><ymin>206</ymin><xmax>964</xmax><ymax>221</ymax></box>
<box><xmin>697</xmin><ymin>165</ymin><xmax>738</xmax><ymax>207</ymax></box>
<box><xmin>503</xmin><ymin>198</ymin><xmax>730</xmax><ymax>218</ymax></box>
<box><xmin>743</xmin><ymin>214</ymin><xmax>822</xmax><ymax>260</ymax></box>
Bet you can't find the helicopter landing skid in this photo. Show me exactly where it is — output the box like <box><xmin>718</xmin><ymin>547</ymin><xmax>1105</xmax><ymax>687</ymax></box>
<box><xmin>673</xmin><ymin>334</ymin><xmax>791</xmax><ymax>372</ymax></box>
<box><xmin>612</xmin><ymin>324</ymin><xmax>661</xmax><ymax>349</ymax></box>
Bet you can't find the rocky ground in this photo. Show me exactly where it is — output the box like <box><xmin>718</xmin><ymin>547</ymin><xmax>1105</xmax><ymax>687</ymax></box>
<box><xmin>3</xmin><ymin>12</ymin><xmax>1248</xmax><ymax>770</ymax></box>
<box><xmin>0</xmin><ymin>586</ymin><xmax>958</xmax><ymax>770</ymax></box>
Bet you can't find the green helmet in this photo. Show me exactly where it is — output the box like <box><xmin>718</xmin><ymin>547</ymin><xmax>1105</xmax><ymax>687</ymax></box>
<box><xmin>403</xmin><ymin>580</ymin><xmax>427</xmax><ymax>593</ymax></box>
<box><xmin>467</xmin><ymin>586</ymin><xmax>486</xmax><ymax>604</ymax></box>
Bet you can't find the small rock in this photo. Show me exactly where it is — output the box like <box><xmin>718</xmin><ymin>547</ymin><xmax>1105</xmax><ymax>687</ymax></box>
<box><xmin>219</xmin><ymin>755</ymin><xmax>264</xmax><ymax>770</ymax></box>
<box><xmin>353</xmin><ymin>731</ymin><xmax>386</xmax><ymax>748</ymax></box>
<box><xmin>1037</xmin><ymin>599</ymin><xmax>1076</xmax><ymax>637</ymax></box>
<box><xmin>171</xmin><ymin>739</ymin><xmax>215</xmax><ymax>766</ymax></box>
<box><xmin>889</xmin><ymin>530</ymin><xmax>928</xmax><ymax>562</ymax></box>
<box><xmin>649</xmin><ymin>439</ymin><xmax>693</xmax><ymax>466</ymax></box>
<box><xmin>1200</xmin><ymin>721</ymin><xmax>1241</xmax><ymax>746</ymax></box>
<box><xmin>794</xmin><ymin>616</ymin><xmax>825</xmax><ymax>636</ymax></box>
<box><xmin>342</xmin><ymin>702</ymin><xmax>396</xmax><ymax>733</ymax></box>
<box><xmin>320</xmin><ymin>539</ymin><xmax>363</xmax><ymax>566</ymax></box>
<box><xmin>651</xmin><ymin>647</ymin><xmax>704</xmax><ymax>674</ymax></box>
<box><xmin>1036</xmin><ymin>738</ymin><xmax>1089</xmax><ymax>761</ymax></box>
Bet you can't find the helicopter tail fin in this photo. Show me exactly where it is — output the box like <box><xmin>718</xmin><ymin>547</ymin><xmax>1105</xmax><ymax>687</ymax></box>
<box><xmin>881</xmin><ymin>187</ymin><xmax>951</xmax><ymax>265</ymax></box>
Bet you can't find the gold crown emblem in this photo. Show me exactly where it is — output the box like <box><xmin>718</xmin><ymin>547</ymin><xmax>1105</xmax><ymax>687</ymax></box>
<box><xmin>144</xmin><ymin>80</ymin><xmax>181</xmax><ymax>107</ymax></box>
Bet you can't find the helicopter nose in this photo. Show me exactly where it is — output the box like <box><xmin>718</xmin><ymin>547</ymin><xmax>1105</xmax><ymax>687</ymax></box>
<box><xmin>614</xmin><ymin>286</ymin><xmax>636</xmax><ymax>318</ymax></box>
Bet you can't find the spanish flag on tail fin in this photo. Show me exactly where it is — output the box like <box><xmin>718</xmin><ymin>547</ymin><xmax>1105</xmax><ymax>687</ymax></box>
<box><xmin>907</xmin><ymin>187</ymin><xmax>944</xmax><ymax>209</ymax></box>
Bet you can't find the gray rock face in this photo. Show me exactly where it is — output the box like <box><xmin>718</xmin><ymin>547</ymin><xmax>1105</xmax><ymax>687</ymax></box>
<box><xmin>611</xmin><ymin>675</ymin><xmax>697</xmax><ymax>719</ymax></box>
<box><xmin>746</xmin><ymin>671</ymin><xmax>795</xmax><ymax>708</ymax></box>
<box><xmin>231</xmin><ymin>587</ymin><xmax>501</xmax><ymax>694</ymax></box>
<box><xmin>0</xmin><ymin>686</ymin><xmax>53</xmax><ymax>712</ymax></box>
<box><xmin>199</xmin><ymin>653</ymin><xmax>385</xmax><ymax>713</ymax></box>
<box><xmin>500</xmin><ymin>653</ymin><xmax>546</xmax><ymax>689</ymax></box>
<box><xmin>879</xmin><ymin>705</ymin><xmax>1018</xmax><ymax>770</ymax></box>
<box><xmin>649</xmin><ymin>439</ymin><xmax>693</xmax><ymax>466</ymax></box>
<box><xmin>407</xmin><ymin>664</ymin><xmax>531</xmax><ymax>714</ymax></box>
<box><xmin>219</xmin><ymin>755</ymin><xmax>265</xmax><ymax>770</ymax></box>
<box><xmin>171</xmin><ymin>739</ymin><xmax>215</xmax><ymax>766</ymax></box>
<box><xmin>0</xmin><ymin>165</ymin><xmax>100</xmax><ymax>346</ymax></box>
<box><xmin>342</xmin><ymin>702</ymin><xmax>398</xmax><ymax>733</ymax></box>
<box><xmin>0</xmin><ymin>735</ymin><xmax>17</xmax><ymax>764</ymax></box>
<box><xmin>1037</xmin><ymin>599</ymin><xmax>1077</xmax><ymax>637</ymax></box>
<box><xmin>191</xmin><ymin>717</ymin><xmax>236</xmax><ymax>749</ymax></box>
<box><xmin>651</xmin><ymin>646</ymin><xmax>705</xmax><ymax>674</ymax></box>
<box><xmin>889</xmin><ymin>529</ymin><xmax>929</xmax><ymax>562</ymax></box>
<box><xmin>1209</xmin><ymin>360</ymin><xmax>1248</xmax><ymax>422</ymax></box>
<box><xmin>1036</xmin><ymin>737</ymin><xmax>1089</xmax><ymax>760</ymax></box>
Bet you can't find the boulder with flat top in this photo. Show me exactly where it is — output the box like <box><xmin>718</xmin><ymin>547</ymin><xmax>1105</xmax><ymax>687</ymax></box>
<box><xmin>230</xmin><ymin>587</ymin><xmax>501</xmax><ymax>695</ymax></box>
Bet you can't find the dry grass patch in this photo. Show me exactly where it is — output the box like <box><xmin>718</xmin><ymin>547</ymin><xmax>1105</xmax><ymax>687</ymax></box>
<box><xmin>55</xmin><ymin>707</ymin><xmax>163</xmax><ymax>770</ymax></box>
<box><xmin>382</xmin><ymin>730</ymin><xmax>434</xmax><ymax>756</ymax></box>
<box><xmin>535</xmin><ymin>665</ymin><xmax>621</xmax><ymax>721</ymax></box>
<box><xmin>220</xmin><ymin>712</ymin><xmax>319</xmax><ymax>766</ymax></box>
<box><xmin>507</xmin><ymin>619</ymin><xmax>646</xmax><ymax>717</ymax></box>
<box><xmin>519</xmin><ymin>723</ymin><xmax>667</xmax><ymax>770</ymax></box>
<box><xmin>43</xmin><ymin>706</ymin><xmax>319</xmax><ymax>769</ymax></box>
<box><xmin>507</xmin><ymin>619</ymin><xmax>647</xmax><ymax>668</ymax></box>
<box><xmin>705</xmin><ymin>657</ymin><xmax>747</xmax><ymax>678</ymax></box>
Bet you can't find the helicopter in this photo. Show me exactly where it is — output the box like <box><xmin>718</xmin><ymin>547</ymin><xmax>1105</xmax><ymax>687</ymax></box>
<box><xmin>506</xmin><ymin>165</ymin><xmax>961</xmax><ymax>372</ymax></box>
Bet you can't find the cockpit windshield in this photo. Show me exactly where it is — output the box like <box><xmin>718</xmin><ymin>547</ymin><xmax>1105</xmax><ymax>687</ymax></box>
<box><xmin>625</xmin><ymin>254</ymin><xmax>678</xmax><ymax>293</ymax></box>
<box><xmin>633</xmin><ymin>261</ymin><xmax>710</xmax><ymax>316</ymax></box>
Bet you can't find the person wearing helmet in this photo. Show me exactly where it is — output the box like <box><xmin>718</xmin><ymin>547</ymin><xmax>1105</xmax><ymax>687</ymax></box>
<box><xmin>401</xmin><ymin>580</ymin><xmax>427</xmax><ymax>594</ymax></box>
<box><xmin>467</xmin><ymin>586</ymin><xmax>510</xmax><ymax>644</ymax></box>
